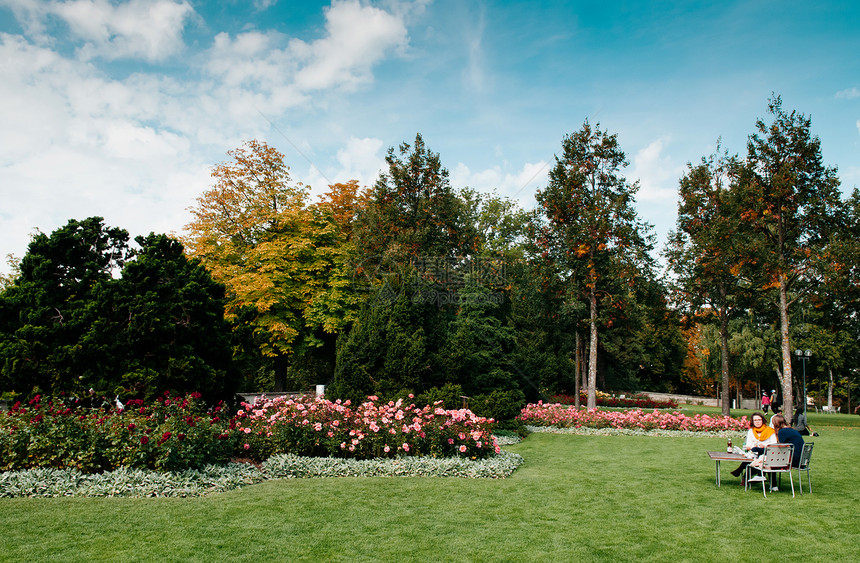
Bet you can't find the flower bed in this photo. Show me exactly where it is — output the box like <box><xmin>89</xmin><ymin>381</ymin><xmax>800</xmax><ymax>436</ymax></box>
<box><xmin>518</xmin><ymin>402</ymin><xmax>748</xmax><ymax>432</ymax></box>
<box><xmin>234</xmin><ymin>394</ymin><xmax>500</xmax><ymax>461</ymax></box>
<box><xmin>0</xmin><ymin>393</ymin><xmax>234</xmax><ymax>473</ymax></box>
<box><xmin>550</xmin><ymin>394</ymin><xmax>679</xmax><ymax>409</ymax></box>
<box><xmin>2</xmin><ymin>392</ymin><xmax>505</xmax><ymax>475</ymax></box>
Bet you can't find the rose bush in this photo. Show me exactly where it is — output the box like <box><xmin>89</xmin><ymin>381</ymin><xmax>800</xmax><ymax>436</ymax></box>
<box><xmin>518</xmin><ymin>402</ymin><xmax>748</xmax><ymax>432</ymax></box>
<box><xmin>234</xmin><ymin>394</ymin><xmax>501</xmax><ymax>461</ymax></box>
<box><xmin>0</xmin><ymin>393</ymin><xmax>234</xmax><ymax>472</ymax></box>
<box><xmin>2</xmin><ymin>392</ymin><xmax>505</xmax><ymax>473</ymax></box>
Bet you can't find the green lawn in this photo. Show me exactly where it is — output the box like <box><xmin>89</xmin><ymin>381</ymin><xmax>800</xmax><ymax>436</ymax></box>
<box><xmin>2</xmin><ymin>418</ymin><xmax>858</xmax><ymax>562</ymax></box>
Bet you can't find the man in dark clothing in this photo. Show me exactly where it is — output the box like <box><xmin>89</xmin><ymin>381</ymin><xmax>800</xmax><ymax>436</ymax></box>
<box><xmin>770</xmin><ymin>390</ymin><xmax>781</xmax><ymax>414</ymax></box>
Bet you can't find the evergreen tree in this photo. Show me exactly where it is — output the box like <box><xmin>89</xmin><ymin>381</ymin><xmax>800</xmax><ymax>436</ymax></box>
<box><xmin>736</xmin><ymin>96</ymin><xmax>844</xmax><ymax>420</ymax></box>
<box><xmin>535</xmin><ymin>121</ymin><xmax>652</xmax><ymax>408</ymax></box>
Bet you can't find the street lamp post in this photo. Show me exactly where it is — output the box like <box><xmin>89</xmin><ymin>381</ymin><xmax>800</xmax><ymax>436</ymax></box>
<box><xmin>795</xmin><ymin>349</ymin><xmax>812</xmax><ymax>414</ymax></box>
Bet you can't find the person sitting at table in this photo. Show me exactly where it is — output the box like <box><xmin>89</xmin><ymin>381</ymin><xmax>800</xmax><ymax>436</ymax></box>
<box><xmin>771</xmin><ymin>414</ymin><xmax>804</xmax><ymax>468</ymax></box>
<box><xmin>730</xmin><ymin>412</ymin><xmax>777</xmax><ymax>477</ymax></box>
<box><xmin>749</xmin><ymin>414</ymin><xmax>804</xmax><ymax>492</ymax></box>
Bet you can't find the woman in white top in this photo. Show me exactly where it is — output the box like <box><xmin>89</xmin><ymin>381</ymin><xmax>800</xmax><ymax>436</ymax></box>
<box><xmin>730</xmin><ymin>412</ymin><xmax>777</xmax><ymax>477</ymax></box>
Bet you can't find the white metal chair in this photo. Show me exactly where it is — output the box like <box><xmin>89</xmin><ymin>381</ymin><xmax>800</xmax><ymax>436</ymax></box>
<box><xmin>745</xmin><ymin>443</ymin><xmax>795</xmax><ymax>498</ymax></box>
<box><xmin>794</xmin><ymin>442</ymin><xmax>814</xmax><ymax>494</ymax></box>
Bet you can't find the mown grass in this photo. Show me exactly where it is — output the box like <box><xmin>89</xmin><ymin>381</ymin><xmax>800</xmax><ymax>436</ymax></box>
<box><xmin>2</xmin><ymin>420</ymin><xmax>857</xmax><ymax>562</ymax></box>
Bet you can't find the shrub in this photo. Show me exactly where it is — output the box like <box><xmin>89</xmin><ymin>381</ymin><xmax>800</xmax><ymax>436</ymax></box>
<box><xmin>550</xmin><ymin>393</ymin><xmax>679</xmax><ymax>409</ymax></box>
<box><xmin>416</xmin><ymin>383</ymin><xmax>466</xmax><ymax>411</ymax></box>
<box><xmin>233</xmin><ymin>394</ymin><xmax>500</xmax><ymax>461</ymax></box>
<box><xmin>0</xmin><ymin>452</ymin><xmax>525</xmax><ymax>498</ymax></box>
<box><xmin>0</xmin><ymin>393</ymin><xmax>234</xmax><ymax>473</ymax></box>
<box><xmin>470</xmin><ymin>389</ymin><xmax>526</xmax><ymax>421</ymax></box>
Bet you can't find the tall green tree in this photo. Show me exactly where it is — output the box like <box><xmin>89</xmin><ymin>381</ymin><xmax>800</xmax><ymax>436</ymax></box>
<box><xmin>460</xmin><ymin>189</ymin><xmax>530</xmax><ymax>258</ymax></box>
<box><xmin>99</xmin><ymin>234</ymin><xmax>236</xmax><ymax>401</ymax></box>
<box><xmin>440</xmin><ymin>275</ymin><xmax>517</xmax><ymax>396</ymax></box>
<box><xmin>354</xmin><ymin>133</ymin><xmax>476</xmax><ymax>268</ymax></box>
<box><xmin>534</xmin><ymin>121</ymin><xmax>652</xmax><ymax>408</ymax></box>
<box><xmin>666</xmin><ymin>147</ymin><xmax>747</xmax><ymax>415</ymax></box>
<box><xmin>737</xmin><ymin>96</ymin><xmax>844</xmax><ymax>421</ymax></box>
<box><xmin>328</xmin><ymin>281</ymin><xmax>446</xmax><ymax>404</ymax></box>
<box><xmin>0</xmin><ymin>217</ymin><xmax>129</xmax><ymax>394</ymax></box>
<box><xmin>0</xmin><ymin>219</ymin><xmax>236</xmax><ymax>401</ymax></box>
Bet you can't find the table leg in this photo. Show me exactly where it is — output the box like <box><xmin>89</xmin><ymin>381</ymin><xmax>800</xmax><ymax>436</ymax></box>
<box><xmin>716</xmin><ymin>460</ymin><xmax>721</xmax><ymax>487</ymax></box>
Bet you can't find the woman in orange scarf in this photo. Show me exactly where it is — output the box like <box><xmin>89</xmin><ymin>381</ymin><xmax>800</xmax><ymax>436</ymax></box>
<box><xmin>730</xmin><ymin>412</ymin><xmax>777</xmax><ymax>477</ymax></box>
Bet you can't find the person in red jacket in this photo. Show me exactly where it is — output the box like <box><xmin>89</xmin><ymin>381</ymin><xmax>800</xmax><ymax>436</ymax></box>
<box><xmin>761</xmin><ymin>391</ymin><xmax>771</xmax><ymax>413</ymax></box>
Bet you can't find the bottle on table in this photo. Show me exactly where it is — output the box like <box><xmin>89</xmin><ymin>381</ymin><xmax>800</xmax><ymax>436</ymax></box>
<box><xmin>727</xmin><ymin>437</ymin><xmax>732</xmax><ymax>453</ymax></box>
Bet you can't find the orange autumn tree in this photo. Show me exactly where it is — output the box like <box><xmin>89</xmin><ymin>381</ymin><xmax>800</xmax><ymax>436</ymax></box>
<box><xmin>316</xmin><ymin>180</ymin><xmax>370</xmax><ymax>239</ymax></box>
<box><xmin>679</xmin><ymin>321</ymin><xmax>709</xmax><ymax>394</ymax></box>
<box><xmin>184</xmin><ymin>140</ymin><xmax>359</xmax><ymax>390</ymax></box>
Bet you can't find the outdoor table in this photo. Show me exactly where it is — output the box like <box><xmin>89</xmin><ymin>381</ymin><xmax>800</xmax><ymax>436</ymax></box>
<box><xmin>707</xmin><ymin>451</ymin><xmax>750</xmax><ymax>487</ymax></box>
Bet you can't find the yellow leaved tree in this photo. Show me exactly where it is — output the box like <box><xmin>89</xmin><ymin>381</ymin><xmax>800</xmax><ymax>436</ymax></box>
<box><xmin>184</xmin><ymin>140</ymin><xmax>359</xmax><ymax>390</ymax></box>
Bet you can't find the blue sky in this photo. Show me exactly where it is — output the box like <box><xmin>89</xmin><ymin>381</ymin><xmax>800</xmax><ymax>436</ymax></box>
<box><xmin>1</xmin><ymin>0</ymin><xmax>858</xmax><ymax>276</ymax></box>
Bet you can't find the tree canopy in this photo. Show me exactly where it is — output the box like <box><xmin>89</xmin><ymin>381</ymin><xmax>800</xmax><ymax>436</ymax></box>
<box><xmin>0</xmin><ymin>218</ymin><xmax>236</xmax><ymax>401</ymax></box>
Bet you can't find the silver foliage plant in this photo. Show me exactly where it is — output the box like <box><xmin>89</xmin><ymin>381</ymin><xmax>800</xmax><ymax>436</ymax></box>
<box><xmin>0</xmin><ymin>451</ymin><xmax>524</xmax><ymax>498</ymax></box>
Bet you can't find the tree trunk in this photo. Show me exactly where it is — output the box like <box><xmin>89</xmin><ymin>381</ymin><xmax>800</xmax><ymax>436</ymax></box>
<box><xmin>719</xmin><ymin>304</ymin><xmax>731</xmax><ymax>416</ymax></box>
<box><xmin>581</xmin><ymin>336</ymin><xmax>588</xmax><ymax>395</ymax></box>
<box><xmin>778</xmin><ymin>276</ymin><xmax>794</xmax><ymax>422</ymax></box>
<box><xmin>273</xmin><ymin>354</ymin><xmax>288</xmax><ymax>392</ymax></box>
<box><xmin>828</xmin><ymin>367</ymin><xmax>834</xmax><ymax>409</ymax></box>
<box><xmin>587</xmin><ymin>284</ymin><xmax>598</xmax><ymax>410</ymax></box>
<box><xmin>574</xmin><ymin>331</ymin><xmax>581</xmax><ymax>409</ymax></box>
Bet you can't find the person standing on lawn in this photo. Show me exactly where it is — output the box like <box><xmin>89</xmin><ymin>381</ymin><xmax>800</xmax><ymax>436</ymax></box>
<box><xmin>770</xmin><ymin>390</ymin><xmax>781</xmax><ymax>413</ymax></box>
<box><xmin>761</xmin><ymin>391</ymin><xmax>771</xmax><ymax>413</ymax></box>
<box><xmin>731</xmin><ymin>412</ymin><xmax>777</xmax><ymax>478</ymax></box>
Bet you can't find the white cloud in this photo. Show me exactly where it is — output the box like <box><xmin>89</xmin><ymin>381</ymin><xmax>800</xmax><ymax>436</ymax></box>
<box><xmin>836</xmin><ymin>87</ymin><xmax>860</xmax><ymax>100</ymax></box>
<box><xmin>629</xmin><ymin>137</ymin><xmax>682</xmax><ymax>202</ymax></box>
<box><xmin>293</xmin><ymin>0</ymin><xmax>408</xmax><ymax>91</ymax></box>
<box><xmin>856</xmin><ymin>119</ymin><xmax>860</xmax><ymax>134</ymax></box>
<box><xmin>203</xmin><ymin>1</ymin><xmax>408</xmax><ymax>115</ymax></box>
<box><xmin>0</xmin><ymin>0</ymin><xmax>52</xmax><ymax>40</ymax></box>
<box><xmin>302</xmin><ymin>137</ymin><xmax>386</xmax><ymax>197</ymax></box>
<box><xmin>0</xmin><ymin>0</ymin><xmax>194</xmax><ymax>61</ymax></box>
<box><xmin>51</xmin><ymin>0</ymin><xmax>194</xmax><ymax>61</ymax></box>
<box><xmin>0</xmin><ymin>0</ymin><xmax>415</xmax><ymax>275</ymax></box>
<box><xmin>334</xmin><ymin>137</ymin><xmax>386</xmax><ymax>184</ymax></box>
<box><xmin>450</xmin><ymin>160</ymin><xmax>548</xmax><ymax>209</ymax></box>
<box><xmin>253</xmin><ymin>0</ymin><xmax>278</xmax><ymax>11</ymax></box>
<box><xmin>0</xmin><ymin>32</ymin><xmax>209</xmax><ymax>269</ymax></box>
<box><xmin>462</xmin><ymin>8</ymin><xmax>486</xmax><ymax>92</ymax></box>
